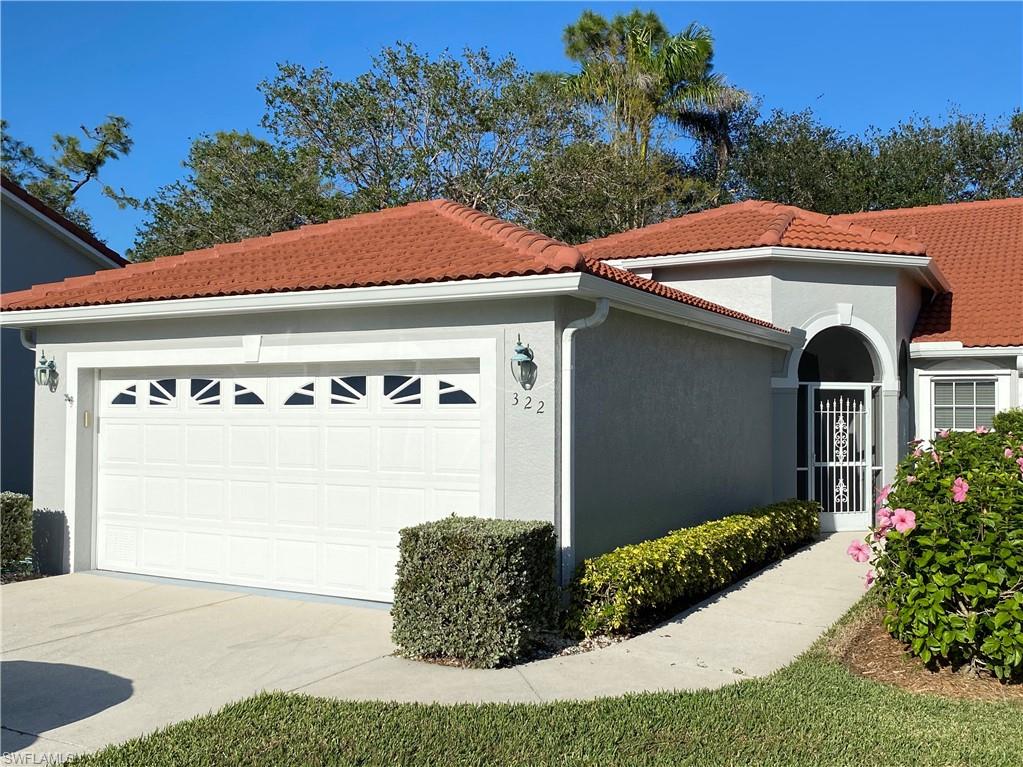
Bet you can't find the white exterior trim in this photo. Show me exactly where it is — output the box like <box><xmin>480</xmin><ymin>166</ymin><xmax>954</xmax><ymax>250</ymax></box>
<box><xmin>775</xmin><ymin>310</ymin><xmax>898</xmax><ymax>392</ymax></box>
<box><xmin>603</xmin><ymin>245</ymin><xmax>949</xmax><ymax>292</ymax></box>
<box><xmin>61</xmin><ymin>337</ymin><xmax>498</xmax><ymax>574</ymax></box>
<box><xmin>1</xmin><ymin>271</ymin><xmax>793</xmax><ymax>350</ymax></box>
<box><xmin>1</xmin><ymin>274</ymin><xmax>583</xmax><ymax>326</ymax></box>
<box><xmin>909</xmin><ymin>342</ymin><xmax>1023</xmax><ymax>359</ymax></box>
<box><xmin>913</xmin><ymin>367</ymin><xmax>1014</xmax><ymax>438</ymax></box>
<box><xmin>2</xmin><ymin>186</ymin><xmax>124</xmax><ymax>270</ymax></box>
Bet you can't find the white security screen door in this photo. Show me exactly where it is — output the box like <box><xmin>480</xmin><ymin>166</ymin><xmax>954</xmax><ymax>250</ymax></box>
<box><xmin>806</xmin><ymin>384</ymin><xmax>873</xmax><ymax>528</ymax></box>
<box><xmin>96</xmin><ymin>364</ymin><xmax>487</xmax><ymax>602</ymax></box>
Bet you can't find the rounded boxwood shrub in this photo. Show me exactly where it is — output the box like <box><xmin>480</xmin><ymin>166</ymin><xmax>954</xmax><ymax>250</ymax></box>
<box><xmin>852</xmin><ymin>429</ymin><xmax>1023</xmax><ymax>680</ymax></box>
<box><xmin>1</xmin><ymin>492</ymin><xmax>33</xmax><ymax>573</ymax></box>
<box><xmin>391</xmin><ymin>516</ymin><xmax>558</xmax><ymax>668</ymax></box>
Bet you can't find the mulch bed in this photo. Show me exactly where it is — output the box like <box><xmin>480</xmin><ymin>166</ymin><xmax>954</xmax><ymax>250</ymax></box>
<box><xmin>830</xmin><ymin>604</ymin><xmax>1022</xmax><ymax>702</ymax></box>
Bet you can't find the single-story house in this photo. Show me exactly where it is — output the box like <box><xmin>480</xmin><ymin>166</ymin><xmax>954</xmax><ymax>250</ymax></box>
<box><xmin>1</xmin><ymin>176</ymin><xmax>126</xmax><ymax>495</ymax></box>
<box><xmin>1</xmin><ymin>197</ymin><xmax>1019</xmax><ymax>600</ymax></box>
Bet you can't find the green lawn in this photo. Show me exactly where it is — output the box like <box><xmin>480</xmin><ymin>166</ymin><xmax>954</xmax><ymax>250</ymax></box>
<box><xmin>71</xmin><ymin>600</ymin><xmax>1021</xmax><ymax>767</ymax></box>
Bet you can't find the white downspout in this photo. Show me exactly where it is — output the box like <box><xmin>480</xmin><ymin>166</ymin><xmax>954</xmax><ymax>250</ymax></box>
<box><xmin>19</xmin><ymin>328</ymin><xmax>37</xmax><ymax>350</ymax></box>
<box><xmin>560</xmin><ymin>297</ymin><xmax>610</xmax><ymax>585</ymax></box>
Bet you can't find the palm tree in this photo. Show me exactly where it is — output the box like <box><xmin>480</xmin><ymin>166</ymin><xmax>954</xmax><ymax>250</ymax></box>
<box><xmin>563</xmin><ymin>12</ymin><xmax>746</xmax><ymax>173</ymax></box>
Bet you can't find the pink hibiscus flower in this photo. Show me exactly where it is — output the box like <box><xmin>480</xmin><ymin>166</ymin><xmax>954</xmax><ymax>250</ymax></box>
<box><xmin>875</xmin><ymin>507</ymin><xmax>894</xmax><ymax>537</ymax></box>
<box><xmin>865</xmin><ymin>570</ymin><xmax>876</xmax><ymax>589</ymax></box>
<box><xmin>876</xmin><ymin>484</ymin><xmax>892</xmax><ymax>508</ymax></box>
<box><xmin>1017</xmin><ymin>456</ymin><xmax>1023</xmax><ymax>476</ymax></box>
<box><xmin>905</xmin><ymin>475</ymin><xmax>917</xmax><ymax>484</ymax></box>
<box><xmin>846</xmin><ymin>539</ymin><xmax>871</xmax><ymax>564</ymax></box>
<box><xmin>931</xmin><ymin>451</ymin><xmax>942</xmax><ymax>465</ymax></box>
<box><xmin>937</xmin><ymin>429</ymin><xmax>950</xmax><ymax>439</ymax></box>
<box><xmin>912</xmin><ymin>447</ymin><xmax>923</xmax><ymax>458</ymax></box>
<box><xmin>952</xmin><ymin>477</ymin><xmax>969</xmax><ymax>503</ymax></box>
<box><xmin>892</xmin><ymin>508</ymin><xmax>916</xmax><ymax>534</ymax></box>
<box><xmin>975</xmin><ymin>425</ymin><xmax>990</xmax><ymax>434</ymax></box>
<box><xmin>1005</xmin><ymin>447</ymin><xmax>1015</xmax><ymax>459</ymax></box>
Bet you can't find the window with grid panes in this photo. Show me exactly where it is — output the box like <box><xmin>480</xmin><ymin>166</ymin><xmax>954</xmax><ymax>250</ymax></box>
<box><xmin>932</xmin><ymin>380</ymin><xmax>996</xmax><ymax>431</ymax></box>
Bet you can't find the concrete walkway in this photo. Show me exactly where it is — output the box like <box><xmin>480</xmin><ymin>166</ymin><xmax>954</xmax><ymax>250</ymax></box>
<box><xmin>1</xmin><ymin>534</ymin><xmax>863</xmax><ymax>760</ymax></box>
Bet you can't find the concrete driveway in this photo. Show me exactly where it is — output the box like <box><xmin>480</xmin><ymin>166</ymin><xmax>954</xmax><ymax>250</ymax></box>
<box><xmin>2</xmin><ymin>535</ymin><xmax>863</xmax><ymax>761</ymax></box>
<box><xmin>1</xmin><ymin>574</ymin><xmax>393</xmax><ymax>760</ymax></box>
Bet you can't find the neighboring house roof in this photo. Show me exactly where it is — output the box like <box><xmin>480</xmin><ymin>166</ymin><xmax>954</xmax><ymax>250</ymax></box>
<box><xmin>835</xmin><ymin>199</ymin><xmax>1023</xmax><ymax>348</ymax></box>
<box><xmin>0</xmin><ymin>199</ymin><xmax>781</xmax><ymax>331</ymax></box>
<box><xmin>577</xmin><ymin>200</ymin><xmax>928</xmax><ymax>260</ymax></box>
<box><xmin>1</xmin><ymin>175</ymin><xmax>127</xmax><ymax>267</ymax></box>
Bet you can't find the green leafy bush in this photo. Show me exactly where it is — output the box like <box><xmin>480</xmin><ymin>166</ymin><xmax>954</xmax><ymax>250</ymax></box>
<box><xmin>391</xmin><ymin>516</ymin><xmax>558</xmax><ymax>668</ymax></box>
<box><xmin>567</xmin><ymin>500</ymin><xmax>820</xmax><ymax>637</ymax></box>
<box><xmin>993</xmin><ymin>408</ymin><xmax>1023</xmax><ymax>435</ymax></box>
<box><xmin>1</xmin><ymin>492</ymin><xmax>33</xmax><ymax>572</ymax></box>
<box><xmin>857</xmin><ymin>429</ymin><xmax>1023</xmax><ymax>680</ymax></box>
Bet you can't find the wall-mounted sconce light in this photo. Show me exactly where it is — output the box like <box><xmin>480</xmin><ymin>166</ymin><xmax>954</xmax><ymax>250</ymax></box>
<box><xmin>510</xmin><ymin>335</ymin><xmax>538</xmax><ymax>391</ymax></box>
<box><xmin>34</xmin><ymin>350</ymin><xmax>59</xmax><ymax>392</ymax></box>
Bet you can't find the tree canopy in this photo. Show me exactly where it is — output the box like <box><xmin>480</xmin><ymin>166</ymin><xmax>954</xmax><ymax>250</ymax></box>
<box><xmin>129</xmin><ymin>131</ymin><xmax>344</xmax><ymax>261</ymax></box>
<box><xmin>123</xmin><ymin>9</ymin><xmax>1019</xmax><ymax>260</ymax></box>
<box><xmin>1</xmin><ymin>116</ymin><xmax>136</xmax><ymax>233</ymax></box>
<box><xmin>725</xmin><ymin>108</ymin><xmax>1023</xmax><ymax>213</ymax></box>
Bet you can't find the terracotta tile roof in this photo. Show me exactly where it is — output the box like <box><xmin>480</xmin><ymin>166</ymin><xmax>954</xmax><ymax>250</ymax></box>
<box><xmin>0</xmin><ymin>199</ymin><xmax>782</xmax><ymax>332</ymax></box>
<box><xmin>578</xmin><ymin>200</ymin><xmax>928</xmax><ymax>260</ymax></box>
<box><xmin>835</xmin><ymin>199</ymin><xmax>1023</xmax><ymax>347</ymax></box>
<box><xmin>1</xmin><ymin>175</ymin><xmax>127</xmax><ymax>266</ymax></box>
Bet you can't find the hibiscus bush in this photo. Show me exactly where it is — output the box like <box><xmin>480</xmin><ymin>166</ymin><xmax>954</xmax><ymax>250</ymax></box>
<box><xmin>993</xmin><ymin>407</ymin><xmax>1023</xmax><ymax>435</ymax></box>
<box><xmin>849</xmin><ymin>428</ymin><xmax>1023</xmax><ymax>680</ymax></box>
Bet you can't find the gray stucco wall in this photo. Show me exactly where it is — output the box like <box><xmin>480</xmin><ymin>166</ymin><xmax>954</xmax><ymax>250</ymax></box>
<box><xmin>1</xmin><ymin>197</ymin><xmax>118</xmax><ymax>493</ymax></box>
<box><xmin>569</xmin><ymin>303</ymin><xmax>779</xmax><ymax>562</ymax></box>
<box><xmin>656</xmin><ymin>259</ymin><xmax>929</xmax><ymax>526</ymax></box>
<box><xmin>29</xmin><ymin>297</ymin><xmax>561</xmax><ymax>572</ymax></box>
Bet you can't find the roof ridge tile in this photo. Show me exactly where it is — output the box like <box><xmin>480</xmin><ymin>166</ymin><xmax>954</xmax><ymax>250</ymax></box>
<box><xmin>429</xmin><ymin>198</ymin><xmax>583</xmax><ymax>269</ymax></box>
<box><xmin>754</xmin><ymin>209</ymin><xmax>798</xmax><ymax>246</ymax></box>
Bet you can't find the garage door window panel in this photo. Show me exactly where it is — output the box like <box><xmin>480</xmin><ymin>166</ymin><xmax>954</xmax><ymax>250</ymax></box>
<box><xmin>190</xmin><ymin>379</ymin><xmax>221</xmax><ymax>407</ymax></box>
<box><xmin>149</xmin><ymin>379</ymin><xmax>178</xmax><ymax>407</ymax></box>
<box><xmin>284</xmin><ymin>381</ymin><xmax>316</xmax><ymax>407</ymax></box>
<box><xmin>383</xmin><ymin>375</ymin><xmax>422</xmax><ymax>406</ymax></box>
<box><xmin>234</xmin><ymin>380</ymin><xmax>266</xmax><ymax>407</ymax></box>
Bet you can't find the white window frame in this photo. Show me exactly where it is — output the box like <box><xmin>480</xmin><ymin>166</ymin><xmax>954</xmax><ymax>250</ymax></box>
<box><xmin>915</xmin><ymin>369</ymin><xmax>1012</xmax><ymax>437</ymax></box>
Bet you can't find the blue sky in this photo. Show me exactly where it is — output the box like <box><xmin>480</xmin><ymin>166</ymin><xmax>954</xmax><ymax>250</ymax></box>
<box><xmin>2</xmin><ymin>1</ymin><xmax>1020</xmax><ymax>254</ymax></box>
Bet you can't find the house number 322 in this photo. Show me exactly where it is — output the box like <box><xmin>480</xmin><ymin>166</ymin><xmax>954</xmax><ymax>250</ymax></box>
<box><xmin>511</xmin><ymin>393</ymin><xmax>545</xmax><ymax>414</ymax></box>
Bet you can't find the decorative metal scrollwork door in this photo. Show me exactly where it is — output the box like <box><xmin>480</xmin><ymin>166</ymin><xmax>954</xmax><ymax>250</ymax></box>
<box><xmin>809</xmin><ymin>386</ymin><xmax>872</xmax><ymax>515</ymax></box>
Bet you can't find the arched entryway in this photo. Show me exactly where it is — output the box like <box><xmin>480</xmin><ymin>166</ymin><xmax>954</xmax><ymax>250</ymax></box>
<box><xmin>796</xmin><ymin>327</ymin><xmax>881</xmax><ymax>528</ymax></box>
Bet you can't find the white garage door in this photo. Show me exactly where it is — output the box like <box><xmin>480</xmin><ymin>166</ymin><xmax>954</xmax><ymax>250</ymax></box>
<box><xmin>96</xmin><ymin>364</ymin><xmax>486</xmax><ymax>601</ymax></box>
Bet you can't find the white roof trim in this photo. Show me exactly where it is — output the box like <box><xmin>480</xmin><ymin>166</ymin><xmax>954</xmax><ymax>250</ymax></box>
<box><xmin>0</xmin><ymin>271</ymin><xmax>793</xmax><ymax>349</ymax></box>
<box><xmin>602</xmin><ymin>245</ymin><xmax>949</xmax><ymax>293</ymax></box>
<box><xmin>909</xmin><ymin>341</ymin><xmax>1023</xmax><ymax>359</ymax></box>
<box><xmin>2</xmin><ymin>186</ymin><xmax>124</xmax><ymax>270</ymax></box>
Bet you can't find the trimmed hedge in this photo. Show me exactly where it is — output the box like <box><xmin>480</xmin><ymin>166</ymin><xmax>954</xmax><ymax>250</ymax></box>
<box><xmin>567</xmin><ymin>500</ymin><xmax>821</xmax><ymax>637</ymax></box>
<box><xmin>1</xmin><ymin>492</ymin><xmax>33</xmax><ymax>572</ymax></box>
<box><xmin>391</xmin><ymin>516</ymin><xmax>558</xmax><ymax>668</ymax></box>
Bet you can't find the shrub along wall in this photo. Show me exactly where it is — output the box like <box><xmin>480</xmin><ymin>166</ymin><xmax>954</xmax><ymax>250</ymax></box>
<box><xmin>859</xmin><ymin>429</ymin><xmax>1023</xmax><ymax>681</ymax></box>
<box><xmin>391</xmin><ymin>516</ymin><xmax>558</xmax><ymax>669</ymax></box>
<box><xmin>1</xmin><ymin>492</ymin><xmax>33</xmax><ymax>572</ymax></box>
<box><xmin>567</xmin><ymin>500</ymin><xmax>820</xmax><ymax>637</ymax></box>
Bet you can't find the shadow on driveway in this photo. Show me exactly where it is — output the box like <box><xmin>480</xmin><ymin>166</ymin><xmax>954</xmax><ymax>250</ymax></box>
<box><xmin>1</xmin><ymin>661</ymin><xmax>133</xmax><ymax>753</ymax></box>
